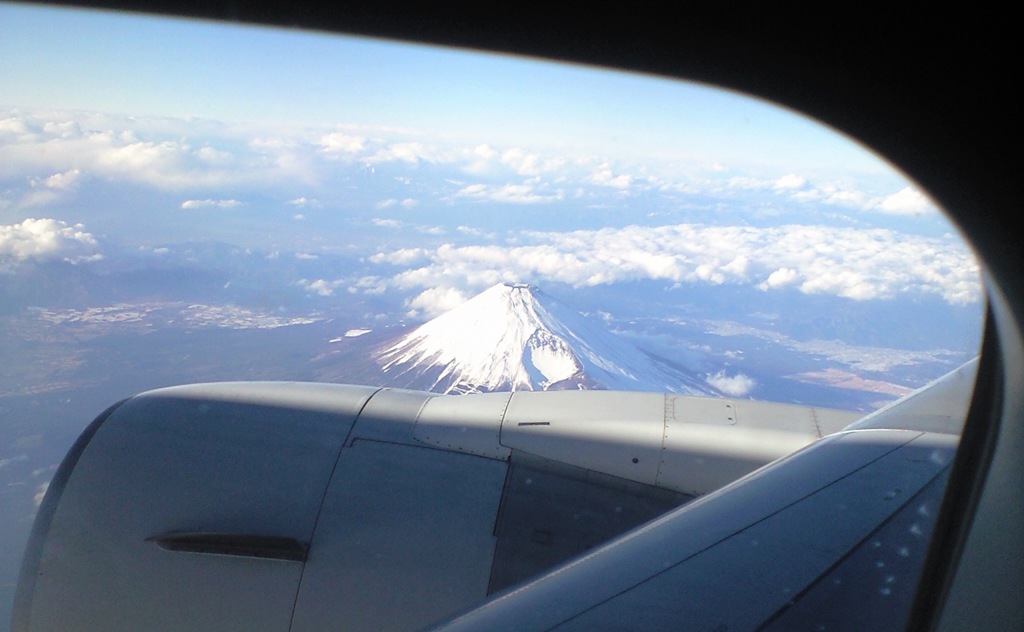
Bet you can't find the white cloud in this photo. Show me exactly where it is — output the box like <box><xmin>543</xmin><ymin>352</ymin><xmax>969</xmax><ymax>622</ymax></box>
<box><xmin>455</xmin><ymin>182</ymin><xmax>563</xmax><ymax>204</ymax></box>
<box><xmin>297</xmin><ymin>278</ymin><xmax>343</xmax><ymax>297</ymax></box>
<box><xmin>706</xmin><ymin>371</ymin><xmax>757</xmax><ymax>396</ymax></box>
<box><xmin>19</xmin><ymin>168</ymin><xmax>84</xmax><ymax>207</ymax></box>
<box><xmin>181</xmin><ymin>199</ymin><xmax>242</xmax><ymax>209</ymax></box>
<box><xmin>588</xmin><ymin>164</ymin><xmax>633</xmax><ymax>189</ymax></box>
<box><xmin>44</xmin><ymin>120</ymin><xmax>84</xmax><ymax>137</ymax></box>
<box><xmin>99</xmin><ymin>138</ymin><xmax>196</xmax><ymax>181</ymax></box>
<box><xmin>461</xmin><ymin>144</ymin><xmax>569</xmax><ymax>177</ymax></box>
<box><xmin>799</xmin><ymin>269</ymin><xmax>878</xmax><ymax>300</ymax></box>
<box><xmin>0</xmin><ymin>116</ymin><xmax>32</xmax><ymax>137</ymax></box>
<box><xmin>0</xmin><ymin>218</ymin><xmax>101</xmax><ymax>264</ymax></box>
<box><xmin>406</xmin><ymin>286</ymin><xmax>469</xmax><ymax>318</ymax></box>
<box><xmin>0</xmin><ymin>110</ymin><xmax>965</xmax><ymax>305</ymax></box>
<box><xmin>790</xmin><ymin>189</ymin><xmax>821</xmax><ymax>202</ymax></box>
<box><xmin>369</xmin><ymin>248</ymin><xmax>429</xmax><ymax>266</ymax></box>
<box><xmin>877</xmin><ymin>186</ymin><xmax>931</xmax><ymax>215</ymax></box>
<box><xmin>348</xmin><ymin>275</ymin><xmax>389</xmax><ymax>295</ymax></box>
<box><xmin>774</xmin><ymin>173</ymin><xmax>807</xmax><ymax>190</ymax></box>
<box><xmin>35</xmin><ymin>168</ymin><xmax>81</xmax><ymax>191</ymax></box>
<box><xmin>0</xmin><ymin>112</ymin><xmax>310</xmax><ymax>190</ymax></box>
<box><xmin>288</xmin><ymin>197</ymin><xmax>321</xmax><ymax>208</ymax></box>
<box><xmin>502</xmin><ymin>148</ymin><xmax>541</xmax><ymax>175</ymax></box>
<box><xmin>378</xmin><ymin>198</ymin><xmax>418</xmax><ymax>209</ymax></box>
<box><xmin>370</xmin><ymin>224</ymin><xmax>981</xmax><ymax>306</ymax></box>
<box><xmin>366</xmin><ymin>142</ymin><xmax>439</xmax><ymax>164</ymax></box>
<box><xmin>500</xmin><ymin>147</ymin><xmax>565</xmax><ymax>175</ymax></box>
<box><xmin>723</xmin><ymin>173</ymin><xmax>933</xmax><ymax>216</ymax></box>
<box><xmin>759</xmin><ymin>267</ymin><xmax>799</xmax><ymax>290</ymax></box>
<box><xmin>196</xmin><ymin>146</ymin><xmax>234</xmax><ymax>165</ymax></box>
<box><xmin>0</xmin><ymin>110</ymin><xmax>944</xmax><ymax>238</ymax></box>
<box><xmin>474</xmin><ymin>144</ymin><xmax>498</xmax><ymax>160</ymax></box>
<box><xmin>460</xmin><ymin>144</ymin><xmax>500</xmax><ymax>174</ymax></box>
<box><xmin>727</xmin><ymin>176</ymin><xmax>768</xmax><ymax>190</ymax></box>
<box><xmin>722</xmin><ymin>255</ymin><xmax>750</xmax><ymax>276</ymax></box>
<box><xmin>821</xmin><ymin>188</ymin><xmax>865</xmax><ymax>206</ymax></box>
<box><xmin>319</xmin><ymin>131</ymin><xmax>366</xmax><ymax>155</ymax></box>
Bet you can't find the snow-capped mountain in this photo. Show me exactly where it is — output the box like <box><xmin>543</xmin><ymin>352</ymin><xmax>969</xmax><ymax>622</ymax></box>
<box><xmin>375</xmin><ymin>283</ymin><xmax>719</xmax><ymax>395</ymax></box>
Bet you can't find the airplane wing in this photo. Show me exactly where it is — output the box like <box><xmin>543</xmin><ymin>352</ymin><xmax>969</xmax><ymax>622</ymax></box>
<box><xmin>11</xmin><ymin>361</ymin><xmax>976</xmax><ymax>631</ymax></box>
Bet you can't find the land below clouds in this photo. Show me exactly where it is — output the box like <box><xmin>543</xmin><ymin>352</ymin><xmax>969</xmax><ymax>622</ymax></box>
<box><xmin>1</xmin><ymin>283</ymin><xmax>976</xmax><ymax>411</ymax></box>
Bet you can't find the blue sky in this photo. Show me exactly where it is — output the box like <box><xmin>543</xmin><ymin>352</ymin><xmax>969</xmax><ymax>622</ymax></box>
<box><xmin>0</xmin><ymin>2</ymin><xmax>983</xmax><ymax>324</ymax></box>
<box><xmin>1</xmin><ymin>3</ymin><xmax>892</xmax><ymax>174</ymax></box>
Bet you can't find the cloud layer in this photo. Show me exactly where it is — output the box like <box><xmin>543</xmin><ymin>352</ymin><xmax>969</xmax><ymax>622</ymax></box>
<box><xmin>1</xmin><ymin>109</ymin><xmax>980</xmax><ymax>322</ymax></box>
<box><xmin>365</xmin><ymin>223</ymin><xmax>980</xmax><ymax>314</ymax></box>
<box><xmin>0</xmin><ymin>218</ymin><xmax>101</xmax><ymax>265</ymax></box>
<box><xmin>2</xmin><ymin>109</ymin><xmax>945</xmax><ymax>220</ymax></box>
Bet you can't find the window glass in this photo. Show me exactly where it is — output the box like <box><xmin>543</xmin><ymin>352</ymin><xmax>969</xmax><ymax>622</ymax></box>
<box><xmin>0</xmin><ymin>3</ymin><xmax>984</xmax><ymax>626</ymax></box>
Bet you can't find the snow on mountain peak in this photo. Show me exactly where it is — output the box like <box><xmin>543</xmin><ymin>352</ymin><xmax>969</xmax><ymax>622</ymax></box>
<box><xmin>376</xmin><ymin>283</ymin><xmax>717</xmax><ymax>396</ymax></box>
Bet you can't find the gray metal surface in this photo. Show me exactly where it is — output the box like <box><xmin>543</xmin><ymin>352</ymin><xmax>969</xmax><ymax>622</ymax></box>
<box><xmin>500</xmin><ymin>390</ymin><xmax>862</xmax><ymax>496</ymax></box>
<box><xmin>413</xmin><ymin>391</ymin><xmax>512</xmax><ymax>460</ymax></box>
<box><xmin>15</xmin><ymin>383</ymin><xmax>377</xmax><ymax>632</ymax></box>
<box><xmin>15</xmin><ymin>372</ymin><xmax>962</xmax><ymax>631</ymax></box>
<box><xmin>349</xmin><ymin>387</ymin><xmax>436</xmax><ymax>446</ymax></box>
<box><xmin>500</xmin><ymin>391</ymin><xmax>667</xmax><ymax>487</ymax></box>
<box><xmin>289</xmin><ymin>440</ymin><xmax>507</xmax><ymax>632</ymax></box>
<box><xmin>848</xmin><ymin>358</ymin><xmax>978</xmax><ymax>435</ymax></box>
<box><xmin>762</xmin><ymin>469</ymin><xmax>951</xmax><ymax>631</ymax></box>
<box><xmin>487</xmin><ymin>452</ymin><xmax>691</xmax><ymax>594</ymax></box>
<box><xmin>655</xmin><ymin>423</ymin><xmax>815</xmax><ymax>495</ymax></box>
<box><xmin>428</xmin><ymin>430</ymin><xmax>955</xmax><ymax>631</ymax></box>
<box><xmin>937</xmin><ymin>296</ymin><xmax>1024</xmax><ymax>631</ymax></box>
<box><xmin>729</xmin><ymin>398</ymin><xmax>862</xmax><ymax>436</ymax></box>
<box><xmin>659</xmin><ymin>396</ymin><xmax>861</xmax><ymax>493</ymax></box>
<box><xmin>550</xmin><ymin>433</ymin><xmax>955</xmax><ymax>631</ymax></box>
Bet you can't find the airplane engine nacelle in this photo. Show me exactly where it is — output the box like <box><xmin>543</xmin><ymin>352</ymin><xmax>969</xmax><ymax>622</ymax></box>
<box><xmin>13</xmin><ymin>382</ymin><xmax>862</xmax><ymax>632</ymax></box>
<box><xmin>13</xmin><ymin>383</ymin><xmax>385</xmax><ymax>631</ymax></box>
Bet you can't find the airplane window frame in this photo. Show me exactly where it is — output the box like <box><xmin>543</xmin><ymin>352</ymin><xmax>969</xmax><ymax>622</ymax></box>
<box><xmin>3</xmin><ymin>3</ymin><xmax>1019</xmax><ymax>631</ymax></box>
